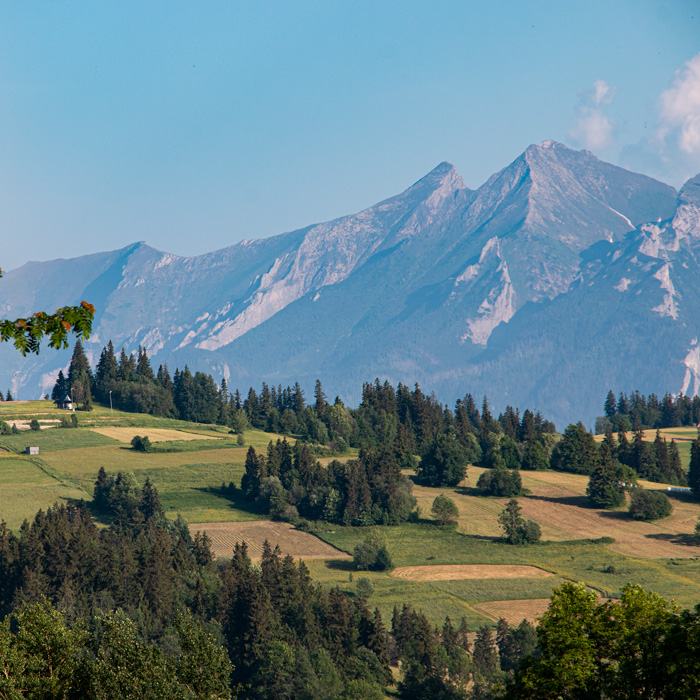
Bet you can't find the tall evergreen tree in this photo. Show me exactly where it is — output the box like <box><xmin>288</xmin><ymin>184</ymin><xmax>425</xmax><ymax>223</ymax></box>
<box><xmin>587</xmin><ymin>442</ymin><xmax>625</xmax><ymax>509</ymax></box>
<box><xmin>93</xmin><ymin>341</ymin><xmax>118</xmax><ymax>401</ymax></box>
<box><xmin>156</xmin><ymin>363</ymin><xmax>173</xmax><ymax>392</ymax></box>
<box><xmin>136</xmin><ymin>346</ymin><xmax>155</xmax><ymax>382</ymax></box>
<box><xmin>688</xmin><ymin>431</ymin><xmax>700</xmax><ymax>497</ymax></box>
<box><xmin>67</xmin><ymin>339</ymin><xmax>93</xmax><ymax>405</ymax></box>
<box><xmin>51</xmin><ymin>370</ymin><xmax>69</xmax><ymax>402</ymax></box>
<box><xmin>604</xmin><ymin>390</ymin><xmax>617</xmax><ymax>418</ymax></box>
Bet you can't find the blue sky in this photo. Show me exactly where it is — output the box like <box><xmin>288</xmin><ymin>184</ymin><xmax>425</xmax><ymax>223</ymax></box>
<box><xmin>1</xmin><ymin>1</ymin><xmax>699</xmax><ymax>271</ymax></box>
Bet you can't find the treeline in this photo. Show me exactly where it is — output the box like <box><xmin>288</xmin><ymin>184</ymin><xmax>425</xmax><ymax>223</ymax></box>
<box><xmin>600</xmin><ymin>389</ymin><xmax>700</xmax><ymax>432</ymax></box>
<box><xmin>240</xmin><ymin>440</ymin><xmax>415</xmax><ymax>526</ymax></box>
<box><xmin>550</xmin><ymin>422</ymin><xmax>687</xmax><ymax>486</ymax></box>
<box><xmin>52</xmin><ymin>341</ymin><xmax>557</xmax><ymax>453</ymax></box>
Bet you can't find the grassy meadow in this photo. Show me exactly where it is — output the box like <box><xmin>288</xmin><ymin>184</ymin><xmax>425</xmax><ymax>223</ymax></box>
<box><xmin>3</xmin><ymin>400</ymin><xmax>700</xmax><ymax>628</ymax></box>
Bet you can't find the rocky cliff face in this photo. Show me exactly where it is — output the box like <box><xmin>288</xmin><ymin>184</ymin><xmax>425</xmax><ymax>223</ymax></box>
<box><xmin>1</xmin><ymin>142</ymin><xmax>690</xmax><ymax>428</ymax></box>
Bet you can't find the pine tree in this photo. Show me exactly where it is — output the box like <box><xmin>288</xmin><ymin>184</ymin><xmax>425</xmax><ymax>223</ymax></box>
<box><xmin>140</xmin><ymin>477</ymin><xmax>164</xmax><ymax>522</ymax></box>
<box><xmin>688</xmin><ymin>431</ymin><xmax>700</xmax><ymax>497</ymax></box>
<box><xmin>314</xmin><ymin>379</ymin><xmax>328</xmax><ymax>420</ymax></box>
<box><xmin>136</xmin><ymin>345</ymin><xmax>155</xmax><ymax>382</ymax></box>
<box><xmin>587</xmin><ymin>442</ymin><xmax>625</xmax><ymax>508</ymax></box>
<box><xmin>67</xmin><ymin>340</ymin><xmax>92</xmax><ymax>406</ymax></box>
<box><xmin>667</xmin><ymin>440</ymin><xmax>687</xmax><ymax>486</ymax></box>
<box><xmin>156</xmin><ymin>363</ymin><xmax>173</xmax><ymax>392</ymax></box>
<box><xmin>51</xmin><ymin>370</ymin><xmax>69</xmax><ymax>402</ymax></box>
<box><xmin>117</xmin><ymin>348</ymin><xmax>136</xmax><ymax>382</ymax></box>
<box><xmin>604</xmin><ymin>390</ymin><xmax>617</xmax><ymax>418</ymax></box>
<box><xmin>94</xmin><ymin>341</ymin><xmax>118</xmax><ymax>401</ymax></box>
<box><xmin>473</xmin><ymin>625</ymin><xmax>500</xmax><ymax>680</ymax></box>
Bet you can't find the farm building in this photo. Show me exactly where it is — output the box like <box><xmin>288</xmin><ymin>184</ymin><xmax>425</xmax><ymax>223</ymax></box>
<box><xmin>26</xmin><ymin>446</ymin><xmax>39</xmax><ymax>455</ymax></box>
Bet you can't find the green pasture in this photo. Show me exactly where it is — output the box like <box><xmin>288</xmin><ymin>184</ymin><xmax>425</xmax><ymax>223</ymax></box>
<box><xmin>0</xmin><ymin>403</ymin><xmax>286</xmax><ymax>527</ymax></box>
<box><xmin>0</xmin><ymin>429</ymin><xmax>119</xmax><ymax>453</ymax></box>
<box><xmin>307</xmin><ymin>522</ymin><xmax>700</xmax><ymax>624</ymax></box>
<box><xmin>0</xmin><ymin>456</ymin><xmax>90</xmax><ymax>530</ymax></box>
<box><xmin>3</xmin><ymin>401</ymin><xmax>700</xmax><ymax>629</ymax></box>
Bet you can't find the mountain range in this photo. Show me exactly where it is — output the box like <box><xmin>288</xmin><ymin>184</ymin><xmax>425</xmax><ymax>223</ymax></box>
<box><xmin>1</xmin><ymin>140</ymin><xmax>698</xmax><ymax>429</ymax></box>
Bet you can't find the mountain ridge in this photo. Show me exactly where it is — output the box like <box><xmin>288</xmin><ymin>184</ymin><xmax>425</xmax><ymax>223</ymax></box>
<box><xmin>1</xmin><ymin>141</ymin><xmax>695</xmax><ymax>428</ymax></box>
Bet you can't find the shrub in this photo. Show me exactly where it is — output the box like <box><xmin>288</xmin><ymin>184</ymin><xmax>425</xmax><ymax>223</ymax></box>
<box><xmin>415</xmin><ymin>433</ymin><xmax>467</xmax><ymax>487</ymax></box>
<box><xmin>356</xmin><ymin>578</ymin><xmax>374</xmax><ymax>599</ymax></box>
<box><xmin>237</xmin><ymin>433</ymin><xmax>245</xmax><ymax>447</ymax></box>
<box><xmin>431</xmin><ymin>494</ymin><xmax>459</xmax><ymax>527</ymax></box>
<box><xmin>29</xmin><ymin>419</ymin><xmax>41</xmax><ymax>431</ymax></box>
<box><xmin>353</xmin><ymin>533</ymin><xmax>393</xmax><ymax>571</ymax></box>
<box><xmin>130</xmin><ymin>435</ymin><xmax>152</xmax><ymax>452</ymax></box>
<box><xmin>477</xmin><ymin>467</ymin><xmax>522</xmax><ymax>497</ymax></box>
<box><xmin>498</xmin><ymin>499</ymin><xmax>541</xmax><ymax>545</ymax></box>
<box><xmin>0</xmin><ymin>421</ymin><xmax>11</xmax><ymax>435</ymax></box>
<box><xmin>629</xmin><ymin>490</ymin><xmax>672</xmax><ymax>521</ymax></box>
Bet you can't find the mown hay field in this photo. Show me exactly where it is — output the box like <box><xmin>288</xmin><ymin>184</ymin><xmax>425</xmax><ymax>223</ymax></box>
<box><xmin>390</xmin><ymin>565</ymin><xmax>553</xmax><ymax>581</ymax></box>
<box><xmin>414</xmin><ymin>466</ymin><xmax>700</xmax><ymax>559</ymax></box>
<box><xmin>188</xmin><ymin>520</ymin><xmax>351</xmax><ymax>560</ymax></box>
<box><xmin>89</xmin><ymin>427</ymin><xmax>223</xmax><ymax>442</ymax></box>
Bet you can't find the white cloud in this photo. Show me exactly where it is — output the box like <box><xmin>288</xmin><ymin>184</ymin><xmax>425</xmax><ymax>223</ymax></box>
<box><xmin>621</xmin><ymin>52</ymin><xmax>700</xmax><ymax>187</ymax></box>
<box><xmin>569</xmin><ymin>79</ymin><xmax>616</xmax><ymax>151</ymax></box>
<box><xmin>658</xmin><ymin>53</ymin><xmax>700</xmax><ymax>155</ymax></box>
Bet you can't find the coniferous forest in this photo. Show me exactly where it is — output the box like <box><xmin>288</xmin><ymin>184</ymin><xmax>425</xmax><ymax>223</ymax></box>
<box><xmin>3</xmin><ymin>339</ymin><xmax>700</xmax><ymax>697</ymax></box>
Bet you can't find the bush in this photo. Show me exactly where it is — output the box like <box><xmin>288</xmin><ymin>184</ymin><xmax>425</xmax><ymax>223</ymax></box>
<box><xmin>29</xmin><ymin>419</ymin><xmax>41</xmax><ymax>431</ymax></box>
<box><xmin>498</xmin><ymin>499</ymin><xmax>541</xmax><ymax>545</ymax></box>
<box><xmin>431</xmin><ymin>494</ymin><xmax>459</xmax><ymax>527</ymax></box>
<box><xmin>415</xmin><ymin>433</ymin><xmax>467</xmax><ymax>487</ymax></box>
<box><xmin>353</xmin><ymin>533</ymin><xmax>393</xmax><ymax>571</ymax></box>
<box><xmin>477</xmin><ymin>467</ymin><xmax>522</xmax><ymax>497</ymax></box>
<box><xmin>0</xmin><ymin>421</ymin><xmax>11</xmax><ymax>435</ymax></box>
<box><xmin>237</xmin><ymin>433</ymin><xmax>245</xmax><ymax>447</ymax></box>
<box><xmin>356</xmin><ymin>577</ymin><xmax>374</xmax><ymax>599</ymax></box>
<box><xmin>130</xmin><ymin>435</ymin><xmax>152</xmax><ymax>453</ymax></box>
<box><xmin>629</xmin><ymin>490</ymin><xmax>672</xmax><ymax>521</ymax></box>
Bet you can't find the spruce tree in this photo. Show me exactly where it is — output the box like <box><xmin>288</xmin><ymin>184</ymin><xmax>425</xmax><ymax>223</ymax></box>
<box><xmin>688</xmin><ymin>431</ymin><xmax>700</xmax><ymax>497</ymax></box>
<box><xmin>587</xmin><ymin>442</ymin><xmax>625</xmax><ymax>509</ymax></box>
<box><xmin>136</xmin><ymin>346</ymin><xmax>155</xmax><ymax>382</ymax></box>
<box><xmin>604</xmin><ymin>390</ymin><xmax>617</xmax><ymax>418</ymax></box>
<box><xmin>51</xmin><ymin>370</ymin><xmax>69</xmax><ymax>402</ymax></box>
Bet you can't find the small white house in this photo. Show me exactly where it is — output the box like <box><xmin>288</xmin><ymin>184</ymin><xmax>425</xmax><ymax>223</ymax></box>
<box><xmin>56</xmin><ymin>395</ymin><xmax>74</xmax><ymax>410</ymax></box>
<box><xmin>26</xmin><ymin>446</ymin><xmax>40</xmax><ymax>455</ymax></box>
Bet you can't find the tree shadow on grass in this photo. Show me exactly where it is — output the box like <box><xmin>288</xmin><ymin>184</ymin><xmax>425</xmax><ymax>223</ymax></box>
<box><xmin>644</xmin><ymin>532</ymin><xmax>700</xmax><ymax>547</ymax></box>
<box><xmin>325</xmin><ymin>559</ymin><xmax>357</xmax><ymax>572</ymax></box>
<box><xmin>525</xmin><ymin>493</ymin><xmax>592</xmax><ymax>509</ymax></box>
<box><xmin>453</xmin><ymin>484</ymin><xmax>485</xmax><ymax>498</ymax></box>
<box><xmin>191</xmin><ymin>486</ymin><xmax>267</xmax><ymax>517</ymax></box>
<box><xmin>596</xmin><ymin>509</ymin><xmax>633</xmax><ymax>522</ymax></box>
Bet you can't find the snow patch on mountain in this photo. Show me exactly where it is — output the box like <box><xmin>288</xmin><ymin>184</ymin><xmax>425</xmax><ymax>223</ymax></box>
<box><xmin>681</xmin><ymin>343</ymin><xmax>700</xmax><ymax>397</ymax></box>
<box><xmin>614</xmin><ymin>277</ymin><xmax>632</xmax><ymax>292</ymax></box>
<box><xmin>460</xmin><ymin>238</ymin><xmax>516</xmax><ymax>345</ymax></box>
<box><xmin>608</xmin><ymin>207</ymin><xmax>634</xmax><ymax>229</ymax></box>
<box><xmin>651</xmin><ymin>263</ymin><xmax>679</xmax><ymax>320</ymax></box>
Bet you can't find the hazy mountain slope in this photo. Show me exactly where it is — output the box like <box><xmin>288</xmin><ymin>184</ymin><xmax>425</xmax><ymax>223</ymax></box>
<box><xmin>0</xmin><ymin>142</ymin><xmax>686</xmax><ymax>428</ymax></box>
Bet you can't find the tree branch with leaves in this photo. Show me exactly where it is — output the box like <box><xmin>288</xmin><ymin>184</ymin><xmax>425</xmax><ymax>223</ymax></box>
<box><xmin>0</xmin><ymin>267</ymin><xmax>95</xmax><ymax>355</ymax></box>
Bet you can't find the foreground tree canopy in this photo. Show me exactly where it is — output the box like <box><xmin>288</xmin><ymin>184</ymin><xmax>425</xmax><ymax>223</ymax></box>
<box><xmin>0</xmin><ymin>268</ymin><xmax>95</xmax><ymax>354</ymax></box>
